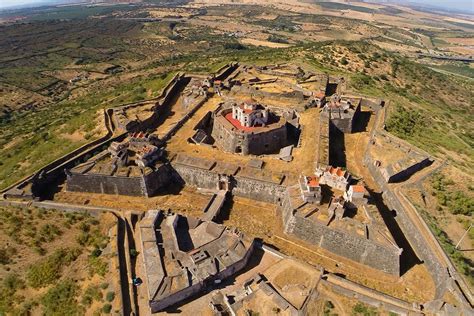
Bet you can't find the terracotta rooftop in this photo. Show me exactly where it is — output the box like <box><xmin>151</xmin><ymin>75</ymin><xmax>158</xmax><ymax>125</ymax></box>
<box><xmin>351</xmin><ymin>185</ymin><xmax>365</xmax><ymax>193</ymax></box>
<box><xmin>224</xmin><ymin>112</ymin><xmax>255</xmax><ymax>132</ymax></box>
<box><xmin>327</xmin><ymin>166</ymin><xmax>346</xmax><ymax>177</ymax></box>
<box><xmin>314</xmin><ymin>91</ymin><xmax>325</xmax><ymax>98</ymax></box>
<box><xmin>306</xmin><ymin>176</ymin><xmax>320</xmax><ymax>187</ymax></box>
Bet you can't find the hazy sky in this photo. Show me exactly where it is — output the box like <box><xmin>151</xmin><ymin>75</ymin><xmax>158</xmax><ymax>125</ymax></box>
<box><xmin>0</xmin><ymin>0</ymin><xmax>473</xmax><ymax>11</ymax></box>
<box><xmin>0</xmin><ymin>0</ymin><xmax>54</xmax><ymax>9</ymax></box>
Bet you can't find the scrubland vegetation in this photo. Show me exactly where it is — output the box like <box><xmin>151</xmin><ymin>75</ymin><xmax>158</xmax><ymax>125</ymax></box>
<box><xmin>0</xmin><ymin>207</ymin><xmax>114</xmax><ymax>315</ymax></box>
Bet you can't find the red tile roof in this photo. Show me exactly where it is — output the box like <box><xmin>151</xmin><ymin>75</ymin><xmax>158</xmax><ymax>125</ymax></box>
<box><xmin>314</xmin><ymin>91</ymin><xmax>325</xmax><ymax>98</ymax></box>
<box><xmin>351</xmin><ymin>185</ymin><xmax>365</xmax><ymax>193</ymax></box>
<box><xmin>224</xmin><ymin>112</ymin><xmax>255</xmax><ymax>132</ymax></box>
<box><xmin>307</xmin><ymin>176</ymin><xmax>320</xmax><ymax>187</ymax></box>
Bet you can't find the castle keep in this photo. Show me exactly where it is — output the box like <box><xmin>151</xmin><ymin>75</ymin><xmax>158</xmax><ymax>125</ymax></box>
<box><xmin>211</xmin><ymin>99</ymin><xmax>291</xmax><ymax>155</ymax></box>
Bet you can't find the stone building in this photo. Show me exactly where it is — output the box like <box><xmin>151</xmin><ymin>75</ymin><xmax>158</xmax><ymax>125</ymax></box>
<box><xmin>322</xmin><ymin>94</ymin><xmax>361</xmax><ymax>133</ymax></box>
<box><xmin>139</xmin><ymin>210</ymin><xmax>255</xmax><ymax>313</ymax></box>
<box><xmin>345</xmin><ymin>184</ymin><xmax>366</xmax><ymax>203</ymax></box>
<box><xmin>317</xmin><ymin>166</ymin><xmax>351</xmax><ymax>191</ymax></box>
<box><xmin>299</xmin><ymin>175</ymin><xmax>322</xmax><ymax>204</ymax></box>
<box><xmin>328</xmin><ymin>195</ymin><xmax>346</xmax><ymax>221</ymax></box>
<box><xmin>231</xmin><ymin>99</ymin><xmax>269</xmax><ymax>127</ymax></box>
<box><xmin>211</xmin><ymin>99</ymin><xmax>290</xmax><ymax>155</ymax></box>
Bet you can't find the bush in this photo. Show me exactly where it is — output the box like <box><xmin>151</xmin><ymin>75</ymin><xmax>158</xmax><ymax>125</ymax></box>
<box><xmin>106</xmin><ymin>291</ymin><xmax>115</xmax><ymax>302</ymax></box>
<box><xmin>130</xmin><ymin>249</ymin><xmax>139</xmax><ymax>257</ymax></box>
<box><xmin>102</xmin><ymin>303</ymin><xmax>112</xmax><ymax>314</ymax></box>
<box><xmin>41</xmin><ymin>280</ymin><xmax>82</xmax><ymax>316</ymax></box>
<box><xmin>223</xmin><ymin>42</ymin><xmax>246</xmax><ymax>50</ymax></box>
<box><xmin>3</xmin><ymin>274</ymin><xmax>25</xmax><ymax>292</ymax></box>
<box><xmin>82</xmin><ymin>285</ymin><xmax>103</xmax><ymax>306</ymax></box>
<box><xmin>340</xmin><ymin>57</ymin><xmax>348</xmax><ymax>65</ymax></box>
<box><xmin>352</xmin><ymin>302</ymin><xmax>378</xmax><ymax>315</ymax></box>
<box><xmin>88</xmin><ymin>256</ymin><xmax>108</xmax><ymax>277</ymax></box>
<box><xmin>431</xmin><ymin>173</ymin><xmax>474</xmax><ymax>216</ymax></box>
<box><xmin>267</xmin><ymin>34</ymin><xmax>289</xmax><ymax>44</ymax></box>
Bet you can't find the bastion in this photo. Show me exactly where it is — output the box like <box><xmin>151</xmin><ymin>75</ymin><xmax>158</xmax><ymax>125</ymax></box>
<box><xmin>138</xmin><ymin>210</ymin><xmax>255</xmax><ymax>313</ymax></box>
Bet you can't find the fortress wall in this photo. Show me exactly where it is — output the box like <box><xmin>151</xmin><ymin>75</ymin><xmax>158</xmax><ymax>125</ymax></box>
<box><xmin>214</xmin><ymin>62</ymin><xmax>240</xmax><ymax>81</ymax></box>
<box><xmin>172</xmin><ymin>164</ymin><xmax>219</xmax><ymax>190</ymax></box>
<box><xmin>316</xmin><ymin>114</ymin><xmax>330</xmax><ymax>169</ymax></box>
<box><xmin>211</xmin><ymin>116</ymin><xmax>240</xmax><ymax>153</ymax></box>
<box><xmin>161</xmin><ymin>94</ymin><xmax>209</xmax><ymax>142</ymax></box>
<box><xmin>360</xmin><ymin>98</ymin><xmax>384</xmax><ymax>111</ymax></box>
<box><xmin>247</xmin><ymin>125</ymin><xmax>288</xmax><ymax>156</ymax></box>
<box><xmin>329</xmin><ymin>117</ymin><xmax>352</xmax><ymax>134</ymax></box>
<box><xmin>232</xmin><ymin>176</ymin><xmax>287</xmax><ymax>204</ymax></box>
<box><xmin>142</xmin><ymin>165</ymin><xmax>173</xmax><ymax>197</ymax></box>
<box><xmin>366</xmin><ymin>156</ymin><xmax>447</xmax><ymax>294</ymax></box>
<box><xmin>194</xmin><ymin>111</ymin><xmax>212</xmax><ymax>130</ymax></box>
<box><xmin>149</xmin><ymin>240</ymin><xmax>255</xmax><ymax>313</ymax></box>
<box><xmin>230</xmin><ymin>85</ymin><xmax>307</xmax><ymax>110</ymax></box>
<box><xmin>172</xmin><ymin>163</ymin><xmax>286</xmax><ymax>203</ymax></box>
<box><xmin>66</xmin><ymin>173</ymin><xmax>145</xmax><ymax>196</ymax></box>
<box><xmin>287</xmin><ymin>215</ymin><xmax>400</xmax><ymax>275</ymax></box>
<box><xmin>280</xmin><ymin>190</ymin><xmax>295</xmax><ymax>230</ymax></box>
<box><xmin>150</xmin><ymin>281</ymin><xmax>204</xmax><ymax>313</ymax></box>
<box><xmin>385</xmin><ymin>157</ymin><xmax>433</xmax><ymax>183</ymax></box>
<box><xmin>129</xmin><ymin>75</ymin><xmax>190</xmax><ymax>132</ymax></box>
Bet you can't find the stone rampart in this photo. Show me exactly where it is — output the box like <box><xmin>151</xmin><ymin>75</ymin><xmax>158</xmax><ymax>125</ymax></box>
<box><xmin>172</xmin><ymin>163</ymin><xmax>220</xmax><ymax>190</ymax></box>
<box><xmin>172</xmin><ymin>161</ymin><xmax>286</xmax><ymax>203</ymax></box>
<box><xmin>66</xmin><ymin>164</ymin><xmax>171</xmax><ymax>197</ymax></box>
<box><xmin>286</xmin><ymin>214</ymin><xmax>400</xmax><ymax>275</ymax></box>
<box><xmin>364</xmin><ymin>109</ymin><xmax>448</xmax><ymax>297</ymax></box>
<box><xmin>214</xmin><ymin>62</ymin><xmax>239</xmax><ymax>81</ymax></box>
<box><xmin>233</xmin><ymin>175</ymin><xmax>287</xmax><ymax>204</ymax></box>
<box><xmin>161</xmin><ymin>94</ymin><xmax>209</xmax><ymax>142</ymax></box>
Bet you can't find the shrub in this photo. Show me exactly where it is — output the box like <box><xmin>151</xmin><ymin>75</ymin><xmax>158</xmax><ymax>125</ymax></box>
<box><xmin>41</xmin><ymin>280</ymin><xmax>82</xmax><ymax>316</ymax></box>
<box><xmin>27</xmin><ymin>248</ymin><xmax>81</xmax><ymax>288</ymax></box>
<box><xmin>91</xmin><ymin>248</ymin><xmax>102</xmax><ymax>258</ymax></box>
<box><xmin>106</xmin><ymin>291</ymin><xmax>115</xmax><ymax>302</ymax></box>
<box><xmin>340</xmin><ymin>57</ymin><xmax>348</xmax><ymax>65</ymax></box>
<box><xmin>100</xmin><ymin>282</ymin><xmax>109</xmax><ymax>290</ymax></box>
<box><xmin>88</xmin><ymin>256</ymin><xmax>108</xmax><ymax>277</ymax></box>
<box><xmin>102</xmin><ymin>303</ymin><xmax>112</xmax><ymax>314</ymax></box>
<box><xmin>82</xmin><ymin>285</ymin><xmax>103</xmax><ymax>306</ymax></box>
<box><xmin>3</xmin><ymin>274</ymin><xmax>25</xmax><ymax>292</ymax></box>
<box><xmin>130</xmin><ymin>249</ymin><xmax>139</xmax><ymax>257</ymax></box>
<box><xmin>223</xmin><ymin>42</ymin><xmax>246</xmax><ymax>50</ymax></box>
<box><xmin>267</xmin><ymin>34</ymin><xmax>289</xmax><ymax>44</ymax></box>
<box><xmin>352</xmin><ymin>302</ymin><xmax>378</xmax><ymax>315</ymax></box>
